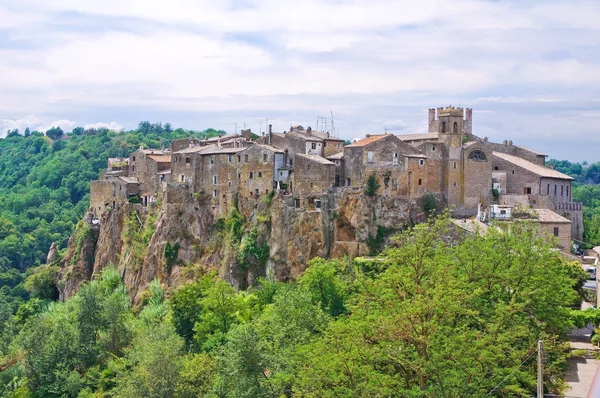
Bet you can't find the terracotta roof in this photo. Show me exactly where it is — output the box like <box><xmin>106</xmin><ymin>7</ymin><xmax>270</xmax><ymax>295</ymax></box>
<box><xmin>492</xmin><ymin>152</ymin><xmax>573</xmax><ymax>180</ymax></box>
<box><xmin>397</xmin><ymin>132</ymin><xmax>439</xmax><ymax>142</ymax></box>
<box><xmin>533</xmin><ymin>209</ymin><xmax>571</xmax><ymax>223</ymax></box>
<box><xmin>147</xmin><ymin>154</ymin><xmax>172</xmax><ymax>163</ymax></box>
<box><xmin>345</xmin><ymin>134</ymin><xmax>390</xmax><ymax>148</ymax></box>
<box><xmin>326</xmin><ymin>152</ymin><xmax>344</xmax><ymax>160</ymax></box>
<box><xmin>296</xmin><ymin>153</ymin><xmax>335</xmax><ymax>165</ymax></box>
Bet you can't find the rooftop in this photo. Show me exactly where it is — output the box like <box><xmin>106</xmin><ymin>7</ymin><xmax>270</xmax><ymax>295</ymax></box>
<box><xmin>492</xmin><ymin>152</ymin><xmax>573</xmax><ymax>180</ymax></box>
<box><xmin>285</xmin><ymin>131</ymin><xmax>324</xmax><ymax>142</ymax></box>
<box><xmin>397</xmin><ymin>132</ymin><xmax>439</xmax><ymax>142</ymax></box>
<box><xmin>296</xmin><ymin>153</ymin><xmax>335</xmax><ymax>165</ymax></box>
<box><xmin>326</xmin><ymin>152</ymin><xmax>344</xmax><ymax>160</ymax></box>
<box><xmin>119</xmin><ymin>176</ymin><xmax>139</xmax><ymax>184</ymax></box>
<box><xmin>147</xmin><ymin>154</ymin><xmax>172</xmax><ymax>163</ymax></box>
<box><xmin>345</xmin><ymin>134</ymin><xmax>390</xmax><ymax>148</ymax></box>
<box><xmin>516</xmin><ymin>145</ymin><xmax>547</xmax><ymax>157</ymax></box>
<box><xmin>534</xmin><ymin>208</ymin><xmax>572</xmax><ymax>224</ymax></box>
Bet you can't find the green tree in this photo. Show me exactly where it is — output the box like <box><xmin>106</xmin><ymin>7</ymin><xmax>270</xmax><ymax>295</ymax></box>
<box><xmin>364</xmin><ymin>173</ymin><xmax>380</xmax><ymax>196</ymax></box>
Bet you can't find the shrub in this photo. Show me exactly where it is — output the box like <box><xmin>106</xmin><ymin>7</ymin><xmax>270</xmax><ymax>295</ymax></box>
<box><xmin>364</xmin><ymin>174</ymin><xmax>380</xmax><ymax>196</ymax></box>
<box><xmin>422</xmin><ymin>193</ymin><xmax>437</xmax><ymax>214</ymax></box>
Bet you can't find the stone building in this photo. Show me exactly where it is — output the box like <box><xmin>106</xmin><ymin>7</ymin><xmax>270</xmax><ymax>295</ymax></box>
<box><xmin>90</xmin><ymin>176</ymin><xmax>139</xmax><ymax>215</ymax></box>
<box><xmin>292</xmin><ymin>154</ymin><xmax>336</xmax><ymax>198</ymax></box>
<box><xmin>236</xmin><ymin>144</ymin><xmax>284</xmax><ymax>199</ymax></box>
<box><xmin>492</xmin><ymin>151</ymin><xmax>574</xmax><ymax>202</ymax></box>
<box><xmin>343</xmin><ymin>133</ymin><xmax>427</xmax><ymax>197</ymax></box>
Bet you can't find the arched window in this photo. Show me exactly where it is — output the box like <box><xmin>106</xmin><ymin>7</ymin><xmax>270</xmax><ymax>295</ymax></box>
<box><xmin>453</xmin><ymin>122</ymin><xmax>458</xmax><ymax>133</ymax></box>
<box><xmin>468</xmin><ymin>150</ymin><xmax>487</xmax><ymax>162</ymax></box>
<box><xmin>441</xmin><ymin>122</ymin><xmax>446</xmax><ymax>134</ymax></box>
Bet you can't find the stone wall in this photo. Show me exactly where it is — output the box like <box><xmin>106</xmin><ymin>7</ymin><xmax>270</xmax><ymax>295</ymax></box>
<box><xmin>539</xmin><ymin>177</ymin><xmax>573</xmax><ymax>204</ymax></box>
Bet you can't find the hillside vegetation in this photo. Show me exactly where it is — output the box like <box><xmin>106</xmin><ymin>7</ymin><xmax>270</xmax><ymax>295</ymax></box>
<box><xmin>547</xmin><ymin>159</ymin><xmax>600</xmax><ymax>246</ymax></box>
<box><xmin>0</xmin><ymin>215</ymin><xmax>590</xmax><ymax>397</ymax></box>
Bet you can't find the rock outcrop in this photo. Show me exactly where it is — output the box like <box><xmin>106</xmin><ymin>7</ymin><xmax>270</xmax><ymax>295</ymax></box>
<box><xmin>58</xmin><ymin>189</ymin><xmax>428</xmax><ymax>302</ymax></box>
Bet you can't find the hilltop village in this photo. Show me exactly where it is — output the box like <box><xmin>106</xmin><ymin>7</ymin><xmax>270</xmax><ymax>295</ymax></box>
<box><xmin>90</xmin><ymin>106</ymin><xmax>583</xmax><ymax>253</ymax></box>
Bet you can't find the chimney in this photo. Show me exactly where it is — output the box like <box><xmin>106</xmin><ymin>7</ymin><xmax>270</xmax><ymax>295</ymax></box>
<box><xmin>268</xmin><ymin>124</ymin><xmax>272</xmax><ymax>134</ymax></box>
<box><xmin>508</xmin><ymin>140</ymin><xmax>513</xmax><ymax>146</ymax></box>
<box><xmin>307</xmin><ymin>126</ymin><xmax>312</xmax><ymax>136</ymax></box>
<box><xmin>268</xmin><ymin>124</ymin><xmax>273</xmax><ymax>145</ymax></box>
<box><xmin>366</xmin><ymin>134</ymin><xmax>371</xmax><ymax>138</ymax></box>
<box><xmin>503</xmin><ymin>140</ymin><xmax>508</xmax><ymax>145</ymax></box>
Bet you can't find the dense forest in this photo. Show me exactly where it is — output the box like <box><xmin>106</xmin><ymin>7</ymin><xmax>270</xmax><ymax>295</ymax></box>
<box><xmin>0</xmin><ymin>124</ymin><xmax>224</xmax><ymax>312</ymax></box>
<box><xmin>0</xmin><ymin>125</ymin><xmax>600</xmax><ymax>396</ymax></box>
<box><xmin>0</xmin><ymin>214</ymin><xmax>592</xmax><ymax>397</ymax></box>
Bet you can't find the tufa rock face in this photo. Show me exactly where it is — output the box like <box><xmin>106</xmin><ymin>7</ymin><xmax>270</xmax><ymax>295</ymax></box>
<box><xmin>58</xmin><ymin>190</ymin><xmax>428</xmax><ymax>303</ymax></box>
<box><xmin>46</xmin><ymin>242</ymin><xmax>58</xmax><ymax>264</ymax></box>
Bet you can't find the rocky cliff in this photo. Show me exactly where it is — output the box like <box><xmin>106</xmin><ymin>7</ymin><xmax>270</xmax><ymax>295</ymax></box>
<box><xmin>58</xmin><ymin>189</ymin><xmax>430</xmax><ymax>302</ymax></box>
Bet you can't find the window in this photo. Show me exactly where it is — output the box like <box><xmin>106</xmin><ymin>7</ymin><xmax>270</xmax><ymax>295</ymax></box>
<box><xmin>494</xmin><ymin>166</ymin><xmax>499</xmax><ymax>170</ymax></box>
<box><xmin>228</xmin><ymin>181</ymin><xmax>232</xmax><ymax>187</ymax></box>
<box><xmin>453</xmin><ymin>122</ymin><xmax>458</xmax><ymax>133</ymax></box>
<box><xmin>119</xmin><ymin>185</ymin><xmax>122</xmax><ymax>191</ymax></box>
<box><xmin>323</xmin><ymin>142</ymin><xmax>327</xmax><ymax>147</ymax></box>
<box><xmin>132</xmin><ymin>156</ymin><xmax>136</xmax><ymax>161</ymax></box>
<box><xmin>553</xmin><ymin>227</ymin><xmax>559</xmax><ymax>237</ymax></box>
<box><xmin>561</xmin><ymin>185</ymin><xmax>564</xmax><ymax>196</ymax></box>
<box><xmin>468</xmin><ymin>150</ymin><xmax>487</xmax><ymax>162</ymax></box>
<box><xmin>393</xmin><ymin>153</ymin><xmax>398</xmax><ymax>166</ymax></box>
<box><xmin>567</xmin><ymin>186</ymin><xmax>569</xmax><ymax>198</ymax></box>
<box><xmin>454</xmin><ymin>162</ymin><xmax>457</xmax><ymax>169</ymax></box>
<box><xmin>453</xmin><ymin>182</ymin><xmax>457</xmax><ymax>186</ymax></box>
<box><xmin>547</xmin><ymin>184</ymin><xmax>550</xmax><ymax>194</ymax></box>
<box><xmin>255</xmin><ymin>189</ymin><xmax>259</xmax><ymax>196</ymax></box>
<box><xmin>249</xmin><ymin>172</ymin><xmax>253</xmax><ymax>179</ymax></box>
<box><xmin>212</xmin><ymin>175</ymin><xmax>217</xmax><ymax>185</ymax></box>
<box><xmin>310</xmin><ymin>183</ymin><xmax>314</xmax><ymax>189</ymax></box>
<box><xmin>391</xmin><ymin>178</ymin><xmax>398</xmax><ymax>191</ymax></box>
<box><xmin>238</xmin><ymin>155</ymin><xmax>241</xmax><ymax>163</ymax></box>
<box><xmin>419</xmin><ymin>159</ymin><xmax>424</xmax><ymax>166</ymax></box>
<box><xmin>228</xmin><ymin>154</ymin><xmax>233</xmax><ymax>162</ymax></box>
<box><xmin>432</xmin><ymin>145</ymin><xmax>436</xmax><ymax>151</ymax></box>
<box><xmin>210</xmin><ymin>156</ymin><xmax>214</xmax><ymax>165</ymax></box>
<box><xmin>311</xmin><ymin>143</ymin><xmax>317</xmax><ymax>150</ymax></box>
<box><xmin>280</xmin><ymin>171</ymin><xmax>283</xmax><ymax>176</ymax></box>
<box><xmin>554</xmin><ymin>185</ymin><xmax>557</xmax><ymax>195</ymax></box>
<box><xmin>524</xmin><ymin>187</ymin><xmax>532</xmax><ymax>194</ymax></box>
<box><xmin>263</xmin><ymin>153</ymin><xmax>267</xmax><ymax>161</ymax></box>
<box><xmin>307</xmin><ymin>164</ymin><xmax>311</xmax><ymax>172</ymax></box>
<box><xmin>441</xmin><ymin>122</ymin><xmax>446</xmax><ymax>134</ymax></box>
<box><xmin>295</xmin><ymin>198</ymin><xmax>300</xmax><ymax>208</ymax></box>
<box><xmin>258</xmin><ymin>172</ymin><xmax>262</xmax><ymax>178</ymax></box>
<box><xmin>418</xmin><ymin>178</ymin><xmax>422</xmax><ymax>186</ymax></box>
<box><xmin>245</xmin><ymin>154</ymin><xmax>248</xmax><ymax>162</ymax></box>
<box><xmin>367</xmin><ymin>151</ymin><xmax>374</xmax><ymax>163</ymax></box>
<box><xmin>512</xmin><ymin>170</ymin><xmax>515</xmax><ymax>175</ymax></box>
<box><xmin>213</xmin><ymin>190</ymin><xmax>217</xmax><ymax>198</ymax></box>
<box><xmin>132</xmin><ymin>165</ymin><xmax>135</xmax><ymax>172</ymax></box>
<box><xmin>180</xmin><ymin>175</ymin><xmax>184</xmax><ymax>183</ymax></box>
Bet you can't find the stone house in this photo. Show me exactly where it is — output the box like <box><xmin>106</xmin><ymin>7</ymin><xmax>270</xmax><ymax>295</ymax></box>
<box><xmin>171</xmin><ymin>138</ymin><xmax>201</xmax><ymax>153</ymax></box>
<box><xmin>292</xmin><ymin>154</ymin><xmax>336</xmax><ymax>199</ymax></box>
<box><xmin>343</xmin><ymin>133</ymin><xmax>426</xmax><ymax>197</ymax></box>
<box><xmin>128</xmin><ymin>149</ymin><xmax>171</xmax><ymax>205</ymax></box>
<box><xmin>492</xmin><ymin>151</ymin><xmax>574</xmax><ymax>202</ymax></box>
<box><xmin>236</xmin><ymin>144</ymin><xmax>284</xmax><ymax>199</ymax></box>
<box><xmin>90</xmin><ymin>176</ymin><xmax>139</xmax><ymax>216</ymax></box>
<box><xmin>326</xmin><ymin>152</ymin><xmax>344</xmax><ymax>187</ymax></box>
<box><xmin>271</xmin><ymin>126</ymin><xmax>324</xmax><ymax>164</ymax></box>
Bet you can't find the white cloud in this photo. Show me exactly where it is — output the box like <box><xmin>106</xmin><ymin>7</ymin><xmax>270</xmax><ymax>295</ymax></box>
<box><xmin>84</xmin><ymin>122</ymin><xmax>124</xmax><ymax>131</ymax></box>
<box><xmin>0</xmin><ymin>0</ymin><xmax>599</xmax><ymax>160</ymax></box>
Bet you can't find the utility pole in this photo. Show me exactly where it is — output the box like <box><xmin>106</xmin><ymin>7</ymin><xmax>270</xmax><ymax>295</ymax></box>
<box><xmin>537</xmin><ymin>340</ymin><xmax>543</xmax><ymax>397</ymax></box>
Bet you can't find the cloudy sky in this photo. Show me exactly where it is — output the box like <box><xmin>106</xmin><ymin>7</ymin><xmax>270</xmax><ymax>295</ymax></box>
<box><xmin>1</xmin><ymin>0</ymin><xmax>599</xmax><ymax>161</ymax></box>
